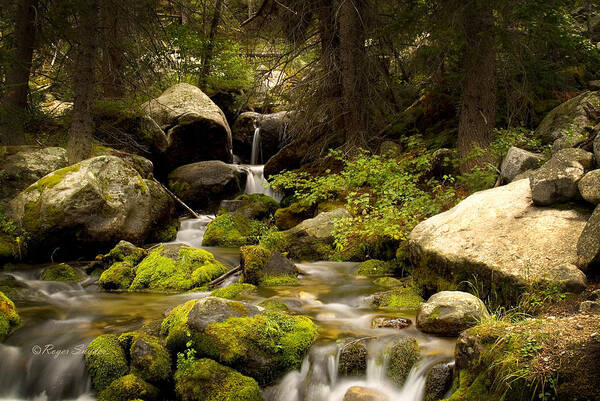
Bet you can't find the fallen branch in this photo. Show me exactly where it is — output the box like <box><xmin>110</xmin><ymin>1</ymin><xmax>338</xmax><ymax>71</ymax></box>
<box><xmin>208</xmin><ymin>266</ymin><xmax>242</xmax><ymax>289</ymax></box>
<box><xmin>151</xmin><ymin>177</ymin><xmax>202</xmax><ymax>219</ymax></box>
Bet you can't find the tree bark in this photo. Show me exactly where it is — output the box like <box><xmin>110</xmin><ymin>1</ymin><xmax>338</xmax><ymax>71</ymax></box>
<box><xmin>198</xmin><ymin>0</ymin><xmax>224</xmax><ymax>89</ymax></box>
<box><xmin>100</xmin><ymin>3</ymin><xmax>125</xmax><ymax>99</ymax></box>
<box><xmin>0</xmin><ymin>0</ymin><xmax>38</xmax><ymax>145</ymax></box>
<box><xmin>457</xmin><ymin>1</ymin><xmax>496</xmax><ymax>173</ymax></box>
<box><xmin>67</xmin><ymin>0</ymin><xmax>99</xmax><ymax>164</ymax></box>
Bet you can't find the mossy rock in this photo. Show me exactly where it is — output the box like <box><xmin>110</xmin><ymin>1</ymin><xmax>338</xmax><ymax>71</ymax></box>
<box><xmin>210</xmin><ymin>283</ymin><xmax>257</xmax><ymax>299</ymax></box>
<box><xmin>231</xmin><ymin>194</ymin><xmax>279</xmax><ymax>220</ymax></box>
<box><xmin>0</xmin><ymin>290</ymin><xmax>21</xmax><ymax>341</ymax></box>
<box><xmin>373</xmin><ymin>277</ymin><xmax>404</xmax><ymax>288</ymax></box>
<box><xmin>274</xmin><ymin>202</ymin><xmax>315</xmax><ymax>230</ymax></box>
<box><xmin>161</xmin><ymin>297</ymin><xmax>318</xmax><ymax>384</ymax></box>
<box><xmin>99</xmin><ymin>262</ymin><xmax>136</xmax><ymax>290</ymax></box>
<box><xmin>338</xmin><ymin>340</ymin><xmax>367</xmax><ymax>377</ymax></box>
<box><xmin>369</xmin><ymin>286</ymin><xmax>424</xmax><ymax>311</ymax></box>
<box><xmin>240</xmin><ymin>245</ymin><xmax>298</xmax><ymax>286</ymax></box>
<box><xmin>103</xmin><ymin>240</ymin><xmax>147</xmax><ymax>266</ymax></box>
<box><xmin>355</xmin><ymin>259</ymin><xmax>396</xmax><ymax>277</ymax></box>
<box><xmin>175</xmin><ymin>358</ymin><xmax>263</xmax><ymax>401</ymax></box>
<box><xmin>259</xmin><ymin>229</ymin><xmax>334</xmax><ymax>261</ymax></box>
<box><xmin>40</xmin><ymin>263</ymin><xmax>86</xmax><ymax>282</ymax></box>
<box><xmin>386</xmin><ymin>337</ymin><xmax>420</xmax><ymax>386</ymax></box>
<box><xmin>257</xmin><ymin>299</ymin><xmax>290</xmax><ymax>312</ymax></box>
<box><xmin>130</xmin><ymin>244</ymin><xmax>227</xmax><ymax>292</ymax></box>
<box><xmin>118</xmin><ymin>331</ymin><xmax>171</xmax><ymax>385</ymax></box>
<box><xmin>85</xmin><ymin>334</ymin><xmax>129</xmax><ymax>392</ymax></box>
<box><xmin>203</xmin><ymin>213</ymin><xmax>268</xmax><ymax>247</ymax></box>
<box><xmin>98</xmin><ymin>374</ymin><xmax>159</xmax><ymax>401</ymax></box>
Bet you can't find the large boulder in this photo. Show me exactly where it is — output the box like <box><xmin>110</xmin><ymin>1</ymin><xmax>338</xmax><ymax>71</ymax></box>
<box><xmin>500</xmin><ymin>146</ymin><xmax>544</xmax><ymax>182</ymax></box>
<box><xmin>416</xmin><ymin>291</ymin><xmax>489</xmax><ymax>336</ymax></box>
<box><xmin>141</xmin><ymin>83</ymin><xmax>233</xmax><ymax>171</ymax></box>
<box><xmin>408</xmin><ymin>179</ymin><xmax>590</xmax><ymax>305</ymax></box>
<box><xmin>168</xmin><ymin>161</ymin><xmax>247</xmax><ymax>212</ymax></box>
<box><xmin>232</xmin><ymin>111</ymin><xmax>260</xmax><ymax>162</ymax></box>
<box><xmin>534</xmin><ymin>91</ymin><xmax>600</xmax><ymax>144</ymax></box>
<box><xmin>160</xmin><ymin>297</ymin><xmax>318</xmax><ymax>384</ymax></box>
<box><xmin>529</xmin><ymin>148</ymin><xmax>593</xmax><ymax>206</ymax></box>
<box><xmin>0</xmin><ymin>146</ymin><xmax>68</xmax><ymax>210</ymax></box>
<box><xmin>578</xmin><ymin>169</ymin><xmax>600</xmax><ymax>205</ymax></box>
<box><xmin>9</xmin><ymin>156</ymin><xmax>176</xmax><ymax>260</ymax></box>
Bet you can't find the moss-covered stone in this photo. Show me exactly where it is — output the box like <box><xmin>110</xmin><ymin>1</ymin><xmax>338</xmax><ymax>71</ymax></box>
<box><xmin>0</xmin><ymin>291</ymin><xmax>20</xmax><ymax>341</ymax></box>
<box><xmin>240</xmin><ymin>245</ymin><xmax>298</xmax><ymax>286</ymax></box>
<box><xmin>203</xmin><ymin>213</ymin><xmax>267</xmax><ymax>247</ymax></box>
<box><xmin>259</xmin><ymin>229</ymin><xmax>334</xmax><ymax>261</ymax></box>
<box><xmin>85</xmin><ymin>334</ymin><xmax>129</xmax><ymax>392</ymax></box>
<box><xmin>99</xmin><ymin>262</ymin><xmax>136</xmax><ymax>290</ymax></box>
<box><xmin>240</xmin><ymin>245</ymin><xmax>271</xmax><ymax>284</ymax></box>
<box><xmin>373</xmin><ymin>277</ymin><xmax>404</xmax><ymax>288</ymax></box>
<box><xmin>104</xmin><ymin>240</ymin><xmax>147</xmax><ymax>266</ymax></box>
<box><xmin>210</xmin><ymin>283</ymin><xmax>256</xmax><ymax>299</ymax></box>
<box><xmin>118</xmin><ymin>332</ymin><xmax>171</xmax><ymax>385</ymax></box>
<box><xmin>259</xmin><ymin>275</ymin><xmax>300</xmax><ymax>286</ymax></box>
<box><xmin>40</xmin><ymin>263</ymin><xmax>86</xmax><ymax>282</ymax></box>
<box><xmin>338</xmin><ymin>340</ymin><xmax>367</xmax><ymax>377</ymax></box>
<box><xmin>257</xmin><ymin>299</ymin><xmax>289</xmax><ymax>312</ymax></box>
<box><xmin>232</xmin><ymin>194</ymin><xmax>279</xmax><ymax>220</ymax></box>
<box><xmin>369</xmin><ymin>286</ymin><xmax>424</xmax><ymax>311</ymax></box>
<box><xmin>152</xmin><ymin>219</ymin><xmax>179</xmax><ymax>243</ymax></box>
<box><xmin>355</xmin><ymin>260</ymin><xmax>396</xmax><ymax>276</ymax></box>
<box><xmin>174</xmin><ymin>358</ymin><xmax>263</xmax><ymax>401</ymax></box>
<box><xmin>97</xmin><ymin>374</ymin><xmax>159</xmax><ymax>401</ymax></box>
<box><xmin>386</xmin><ymin>337</ymin><xmax>420</xmax><ymax>386</ymax></box>
<box><xmin>274</xmin><ymin>202</ymin><xmax>315</xmax><ymax>230</ymax></box>
<box><xmin>130</xmin><ymin>244</ymin><xmax>227</xmax><ymax>292</ymax></box>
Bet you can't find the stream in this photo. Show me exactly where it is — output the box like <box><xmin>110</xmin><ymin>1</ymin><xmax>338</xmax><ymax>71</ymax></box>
<box><xmin>0</xmin><ymin>167</ymin><xmax>455</xmax><ymax>401</ymax></box>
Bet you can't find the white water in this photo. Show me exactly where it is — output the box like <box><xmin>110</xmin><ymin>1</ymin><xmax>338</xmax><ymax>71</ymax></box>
<box><xmin>251</xmin><ymin>127</ymin><xmax>262</xmax><ymax>165</ymax></box>
<box><xmin>242</xmin><ymin>164</ymin><xmax>284</xmax><ymax>202</ymax></box>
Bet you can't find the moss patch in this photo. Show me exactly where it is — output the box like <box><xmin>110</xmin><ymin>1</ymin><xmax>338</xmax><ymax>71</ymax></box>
<box><xmin>41</xmin><ymin>263</ymin><xmax>85</xmax><ymax>282</ymax></box>
<box><xmin>370</xmin><ymin>286</ymin><xmax>424</xmax><ymax>311</ymax></box>
<box><xmin>98</xmin><ymin>374</ymin><xmax>159</xmax><ymax>401</ymax></box>
<box><xmin>210</xmin><ymin>283</ymin><xmax>256</xmax><ymax>299</ymax></box>
<box><xmin>203</xmin><ymin>213</ymin><xmax>267</xmax><ymax>247</ymax></box>
<box><xmin>260</xmin><ymin>275</ymin><xmax>300</xmax><ymax>286</ymax></box>
<box><xmin>85</xmin><ymin>334</ymin><xmax>129</xmax><ymax>392</ymax></box>
<box><xmin>355</xmin><ymin>259</ymin><xmax>396</xmax><ymax>276</ymax></box>
<box><xmin>240</xmin><ymin>245</ymin><xmax>271</xmax><ymax>284</ymax></box>
<box><xmin>386</xmin><ymin>337</ymin><xmax>420</xmax><ymax>386</ymax></box>
<box><xmin>99</xmin><ymin>262</ymin><xmax>136</xmax><ymax>290</ymax></box>
<box><xmin>27</xmin><ymin>164</ymin><xmax>82</xmax><ymax>193</ymax></box>
<box><xmin>0</xmin><ymin>291</ymin><xmax>20</xmax><ymax>340</ymax></box>
<box><xmin>119</xmin><ymin>332</ymin><xmax>171</xmax><ymax>385</ymax></box>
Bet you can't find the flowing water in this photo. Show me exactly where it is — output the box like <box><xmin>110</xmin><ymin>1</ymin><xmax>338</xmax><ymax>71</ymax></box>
<box><xmin>251</xmin><ymin>127</ymin><xmax>262</xmax><ymax>165</ymax></box>
<box><xmin>0</xmin><ymin>215</ymin><xmax>455</xmax><ymax>401</ymax></box>
<box><xmin>241</xmin><ymin>164</ymin><xmax>284</xmax><ymax>202</ymax></box>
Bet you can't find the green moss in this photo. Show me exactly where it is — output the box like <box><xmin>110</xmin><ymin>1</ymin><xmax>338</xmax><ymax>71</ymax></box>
<box><xmin>258</xmin><ymin>230</ymin><xmax>291</xmax><ymax>254</ymax></box>
<box><xmin>240</xmin><ymin>245</ymin><xmax>271</xmax><ymax>285</ymax></box>
<box><xmin>0</xmin><ymin>291</ymin><xmax>20</xmax><ymax>340</ymax></box>
<box><xmin>152</xmin><ymin>219</ymin><xmax>178</xmax><ymax>243</ymax></box>
<box><xmin>99</xmin><ymin>262</ymin><xmax>135</xmax><ymax>290</ymax></box>
<box><xmin>85</xmin><ymin>334</ymin><xmax>129</xmax><ymax>392</ymax></box>
<box><xmin>168</xmin><ymin>180</ymin><xmax>191</xmax><ymax>195</ymax></box>
<box><xmin>130</xmin><ymin>245</ymin><xmax>227</xmax><ymax>292</ymax></box>
<box><xmin>28</xmin><ymin>164</ymin><xmax>82</xmax><ymax>193</ymax></box>
<box><xmin>274</xmin><ymin>202</ymin><xmax>314</xmax><ymax>230</ymax></box>
<box><xmin>104</xmin><ymin>241</ymin><xmax>146</xmax><ymax>266</ymax></box>
<box><xmin>119</xmin><ymin>332</ymin><xmax>171</xmax><ymax>384</ymax></box>
<box><xmin>203</xmin><ymin>213</ymin><xmax>267</xmax><ymax>247</ymax></box>
<box><xmin>355</xmin><ymin>259</ymin><xmax>396</xmax><ymax>276</ymax></box>
<box><xmin>40</xmin><ymin>263</ymin><xmax>84</xmax><ymax>282</ymax></box>
<box><xmin>174</xmin><ymin>358</ymin><xmax>263</xmax><ymax>401</ymax></box>
<box><xmin>23</xmin><ymin>198</ymin><xmax>42</xmax><ymax>233</ymax></box>
<box><xmin>160</xmin><ymin>299</ymin><xmax>195</xmax><ymax>339</ymax></box>
<box><xmin>260</xmin><ymin>275</ymin><xmax>300</xmax><ymax>286</ymax></box>
<box><xmin>98</xmin><ymin>374</ymin><xmax>159</xmax><ymax>401</ymax></box>
<box><xmin>370</xmin><ymin>286</ymin><xmax>424</xmax><ymax>311</ymax></box>
<box><xmin>236</xmin><ymin>194</ymin><xmax>279</xmax><ymax>210</ymax></box>
<box><xmin>210</xmin><ymin>283</ymin><xmax>256</xmax><ymax>299</ymax></box>
<box><xmin>257</xmin><ymin>299</ymin><xmax>289</xmax><ymax>312</ymax></box>
<box><xmin>386</xmin><ymin>337</ymin><xmax>420</xmax><ymax>386</ymax></box>
<box><xmin>373</xmin><ymin>277</ymin><xmax>404</xmax><ymax>288</ymax></box>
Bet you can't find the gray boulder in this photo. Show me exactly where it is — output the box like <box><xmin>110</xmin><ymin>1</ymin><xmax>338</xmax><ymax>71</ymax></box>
<box><xmin>167</xmin><ymin>161</ymin><xmax>247</xmax><ymax>211</ymax></box>
<box><xmin>577</xmin><ymin>204</ymin><xmax>600</xmax><ymax>272</ymax></box>
<box><xmin>9</xmin><ymin>156</ymin><xmax>176</xmax><ymax>260</ymax></box>
<box><xmin>0</xmin><ymin>146</ymin><xmax>68</xmax><ymax>210</ymax></box>
<box><xmin>529</xmin><ymin>148</ymin><xmax>593</xmax><ymax>205</ymax></box>
<box><xmin>141</xmin><ymin>83</ymin><xmax>233</xmax><ymax>170</ymax></box>
<box><xmin>416</xmin><ymin>291</ymin><xmax>489</xmax><ymax>336</ymax></box>
<box><xmin>408</xmin><ymin>179</ymin><xmax>590</xmax><ymax>304</ymax></box>
<box><xmin>535</xmin><ymin>91</ymin><xmax>600</xmax><ymax>144</ymax></box>
<box><xmin>231</xmin><ymin>111</ymin><xmax>260</xmax><ymax>162</ymax></box>
<box><xmin>578</xmin><ymin>169</ymin><xmax>600</xmax><ymax>204</ymax></box>
<box><xmin>500</xmin><ymin>146</ymin><xmax>544</xmax><ymax>182</ymax></box>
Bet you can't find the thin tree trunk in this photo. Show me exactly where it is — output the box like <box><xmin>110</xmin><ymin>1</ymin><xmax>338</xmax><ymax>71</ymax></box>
<box><xmin>457</xmin><ymin>1</ymin><xmax>496</xmax><ymax>173</ymax></box>
<box><xmin>198</xmin><ymin>0</ymin><xmax>224</xmax><ymax>89</ymax></box>
<box><xmin>67</xmin><ymin>0</ymin><xmax>99</xmax><ymax>164</ymax></box>
<box><xmin>100</xmin><ymin>4</ymin><xmax>125</xmax><ymax>99</ymax></box>
<box><xmin>0</xmin><ymin>0</ymin><xmax>38</xmax><ymax>145</ymax></box>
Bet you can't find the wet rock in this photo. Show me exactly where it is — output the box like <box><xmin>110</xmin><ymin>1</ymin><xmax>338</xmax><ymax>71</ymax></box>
<box><xmin>408</xmin><ymin>179</ymin><xmax>590</xmax><ymax>304</ymax></box>
<box><xmin>338</xmin><ymin>340</ymin><xmax>367</xmax><ymax>377</ymax></box>
<box><xmin>0</xmin><ymin>146</ymin><xmax>68</xmax><ymax>210</ymax></box>
<box><xmin>579</xmin><ymin>300</ymin><xmax>600</xmax><ymax>313</ymax></box>
<box><xmin>371</xmin><ymin>316</ymin><xmax>411</xmax><ymax>330</ymax></box>
<box><xmin>500</xmin><ymin>146</ymin><xmax>544</xmax><ymax>182</ymax></box>
<box><xmin>240</xmin><ymin>245</ymin><xmax>298</xmax><ymax>286</ymax></box>
<box><xmin>416</xmin><ymin>291</ymin><xmax>489</xmax><ymax>337</ymax></box>
<box><xmin>578</xmin><ymin>169</ymin><xmax>600</xmax><ymax>204</ymax></box>
<box><xmin>386</xmin><ymin>337</ymin><xmax>420</xmax><ymax>386</ymax></box>
<box><xmin>168</xmin><ymin>161</ymin><xmax>247</xmax><ymax>211</ymax></box>
<box><xmin>355</xmin><ymin>260</ymin><xmax>396</xmax><ymax>277</ymax></box>
<box><xmin>161</xmin><ymin>297</ymin><xmax>317</xmax><ymax>384</ymax></box>
<box><xmin>203</xmin><ymin>212</ymin><xmax>267</xmax><ymax>247</ymax></box>
<box><xmin>368</xmin><ymin>286</ymin><xmax>424</xmax><ymax>311</ymax></box>
<box><xmin>424</xmin><ymin>361</ymin><xmax>454</xmax><ymax>401</ymax></box>
<box><xmin>40</xmin><ymin>263</ymin><xmax>86</xmax><ymax>282</ymax></box>
<box><xmin>174</xmin><ymin>358</ymin><xmax>263</xmax><ymax>401</ymax></box>
<box><xmin>274</xmin><ymin>202</ymin><xmax>315</xmax><ymax>230</ymax></box>
<box><xmin>85</xmin><ymin>334</ymin><xmax>129</xmax><ymax>392</ymax></box>
<box><xmin>343</xmin><ymin>386</ymin><xmax>390</xmax><ymax>401</ymax></box>
<box><xmin>231</xmin><ymin>111</ymin><xmax>260</xmax><ymax>162</ymax></box>
<box><xmin>9</xmin><ymin>156</ymin><xmax>176</xmax><ymax>261</ymax></box>
<box><xmin>102</xmin><ymin>240</ymin><xmax>147</xmax><ymax>267</ymax></box>
<box><xmin>141</xmin><ymin>83</ymin><xmax>233</xmax><ymax>171</ymax></box>
<box><xmin>97</xmin><ymin>374</ymin><xmax>159</xmax><ymax>401</ymax></box>
<box><xmin>372</xmin><ymin>277</ymin><xmax>404</xmax><ymax>288</ymax></box>
<box><xmin>0</xmin><ymin>290</ymin><xmax>21</xmax><ymax>341</ymax></box>
<box><xmin>120</xmin><ymin>332</ymin><xmax>171</xmax><ymax>385</ymax></box>
<box><xmin>219</xmin><ymin>194</ymin><xmax>279</xmax><ymax>220</ymax></box>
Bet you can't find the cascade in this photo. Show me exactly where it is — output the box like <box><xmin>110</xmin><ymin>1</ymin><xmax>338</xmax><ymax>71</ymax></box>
<box><xmin>251</xmin><ymin>126</ymin><xmax>262</xmax><ymax>165</ymax></box>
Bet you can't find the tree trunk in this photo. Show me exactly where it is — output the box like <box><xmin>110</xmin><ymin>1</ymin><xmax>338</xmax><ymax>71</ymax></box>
<box><xmin>198</xmin><ymin>0</ymin><xmax>224</xmax><ymax>89</ymax></box>
<box><xmin>457</xmin><ymin>1</ymin><xmax>496</xmax><ymax>173</ymax></box>
<box><xmin>100</xmin><ymin>4</ymin><xmax>125</xmax><ymax>99</ymax></box>
<box><xmin>0</xmin><ymin>0</ymin><xmax>38</xmax><ymax>145</ymax></box>
<box><xmin>67</xmin><ymin>0</ymin><xmax>99</xmax><ymax>164</ymax></box>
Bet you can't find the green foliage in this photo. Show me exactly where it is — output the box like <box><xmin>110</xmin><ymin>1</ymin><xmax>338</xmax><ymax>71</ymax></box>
<box><xmin>0</xmin><ymin>210</ymin><xmax>28</xmax><ymax>260</ymax></box>
<box><xmin>203</xmin><ymin>213</ymin><xmax>270</xmax><ymax>248</ymax></box>
<box><xmin>210</xmin><ymin>283</ymin><xmax>257</xmax><ymax>300</ymax></box>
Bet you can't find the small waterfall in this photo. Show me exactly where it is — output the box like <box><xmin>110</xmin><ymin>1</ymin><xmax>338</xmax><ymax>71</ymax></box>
<box><xmin>242</xmin><ymin>165</ymin><xmax>283</xmax><ymax>202</ymax></box>
<box><xmin>251</xmin><ymin>127</ymin><xmax>262</xmax><ymax>165</ymax></box>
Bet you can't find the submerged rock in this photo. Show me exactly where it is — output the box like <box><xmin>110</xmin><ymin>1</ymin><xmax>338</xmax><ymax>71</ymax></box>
<box><xmin>338</xmin><ymin>340</ymin><xmax>367</xmax><ymax>377</ymax></box>
<box><xmin>40</xmin><ymin>263</ymin><xmax>86</xmax><ymax>282</ymax></box>
<box><xmin>371</xmin><ymin>316</ymin><xmax>411</xmax><ymax>330</ymax></box>
<box><xmin>416</xmin><ymin>291</ymin><xmax>489</xmax><ymax>337</ymax></box>
<box><xmin>408</xmin><ymin>179</ymin><xmax>589</xmax><ymax>305</ymax></box>
<box><xmin>142</xmin><ymin>83</ymin><xmax>233</xmax><ymax>171</ymax></box>
<box><xmin>0</xmin><ymin>291</ymin><xmax>21</xmax><ymax>341</ymax></box>
<box><xmin>500</xmin><ymin>146</ymin><xmax>544</xmax><ymax>182</ymax></box>
<box><xmin>386</xmin><ymin>337</ymin><xmax>420</xmax><ymax>386</ymax></box>
<box><xmin>174</xmin><ymin>358</ymin><xmax>263</xmax><ymax>401</ymax></box>
<box><xmin>9</xmin><ymin>156</ymin><xmax>176</xmax><ymax>260</ymax></box>
<box><xmin>161</xmin><ymin>297</ymin><xmax>317</xmax><ymax>384</ymax></box>
<box><xmin>343</xmin><ymin>386</ymin><xmax>390</xmax><ymax>401</ymax></box>
<box><xmin>168</xmin><ymin>161</ymin><xmax>247</xmax><ymax>211</ymax></box>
